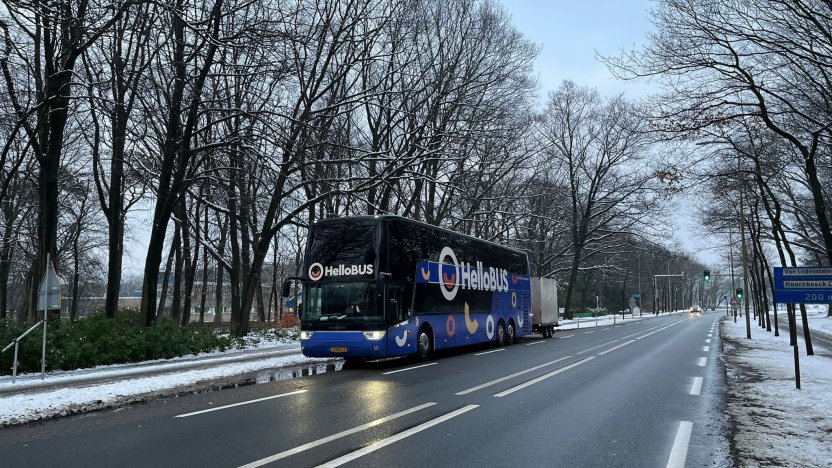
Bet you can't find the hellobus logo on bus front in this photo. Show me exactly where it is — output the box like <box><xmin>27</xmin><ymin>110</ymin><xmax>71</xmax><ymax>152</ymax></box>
<box><xmin>308</xmin><ymin>262</ymin><xmax>374</xmax><ymax>281</ymax></box>
<box><xmin>433</xmin><ymin>246</ymin><xmax>509</xmax><ymax>301</ymax></box>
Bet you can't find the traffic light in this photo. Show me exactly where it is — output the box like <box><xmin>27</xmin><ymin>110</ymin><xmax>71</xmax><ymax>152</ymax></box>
<box><xmin>704</xmin><ymin>269</ymin><xmax>711</xmax><ymax>283</ymax></box>
<box><xmin>736</xmin><ymin>288</ymin><xmax>743</xmax><ymax>300</ymax></box>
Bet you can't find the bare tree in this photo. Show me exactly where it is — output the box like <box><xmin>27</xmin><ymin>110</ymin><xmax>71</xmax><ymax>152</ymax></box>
<box><xmin>607</xmin><ymin>0</ymin><xmax>832</xmax><ymax>265</ymax></box>
<box><xmin>538</xmin><ymin>81</ymin><xmax>657</xmax><ymax>319</ymax></box>
<box><xmin>0</xmin><ymin>0</ymin><xmax>140</xmax><ymax>321</ymax></box>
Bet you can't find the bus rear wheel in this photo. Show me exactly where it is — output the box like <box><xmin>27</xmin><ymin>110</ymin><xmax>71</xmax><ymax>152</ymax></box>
<box><xmin>496</xmin><ymin>321</ymin><xmax>506</xmax><ymax>346</ymax></box>
<box><xmin>417</xmin><ymin>328</ymin><xmax>433</xmax><ymax>361</ymax></box>
<box><xmin>506</xmin><ymin>321</ymin><xmax>515</xmax><ymax>345</ymax></box>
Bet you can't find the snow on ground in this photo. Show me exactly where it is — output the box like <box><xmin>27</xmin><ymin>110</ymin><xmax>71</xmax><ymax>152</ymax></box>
<box><xmin>721</xmin><ymin>309</ymin><xmax>832</xmax><ymax>467</ymax></box>
<box><xmin>0</xmin><ymin>333</ymin><xmax>329</xmax><ymax>427</ymax></box>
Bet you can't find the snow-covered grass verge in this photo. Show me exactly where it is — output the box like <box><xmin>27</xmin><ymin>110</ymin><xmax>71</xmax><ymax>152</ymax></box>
<box><xmin>0</xmin><ymin>328</ymin><xmax>317</xmax><ymax>427</ymax></box>
<box><xmin>721</xmin><ymin>316</ymin><xmax>832</xmax><ymax>467</ymax></box>
<box><xmin>0</xmin><ymin>352</ymin><xmax>331</xmax><ymax>427</ymax></box>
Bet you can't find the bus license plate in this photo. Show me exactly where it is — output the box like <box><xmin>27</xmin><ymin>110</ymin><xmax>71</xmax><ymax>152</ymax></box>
<box><xmin>330</xmin><ymin>347</ymin><xmax>348</xmax><ymax>353</ymax></box>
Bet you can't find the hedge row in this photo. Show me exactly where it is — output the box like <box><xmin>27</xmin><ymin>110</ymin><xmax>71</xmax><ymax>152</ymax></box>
<box><xmin>0</xmin><ymin>312</ymin><xmax>237</xmax><ymax>376</ymax></box>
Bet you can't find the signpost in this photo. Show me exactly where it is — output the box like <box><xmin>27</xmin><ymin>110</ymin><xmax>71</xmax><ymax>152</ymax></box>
<box><xmin>773</xmin><ymin>267</ymin><xmax>832</xmax><ymax>304</ymax></box>
<box><xmin>36</xmin><ymin>253</ymin><xmax>61</xmax><ymax>380</ymax></box>
<box><xmin>772</xmin><ymin>266</ymin><xmax>832</xmax><ymax>390</ymax></box>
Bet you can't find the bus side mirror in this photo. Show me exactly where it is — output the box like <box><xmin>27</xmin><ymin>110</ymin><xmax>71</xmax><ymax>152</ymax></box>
<box><xmin>281</xmin><ymin>279</ymin><xmax>291</xmax><ymax>298</ymax></box>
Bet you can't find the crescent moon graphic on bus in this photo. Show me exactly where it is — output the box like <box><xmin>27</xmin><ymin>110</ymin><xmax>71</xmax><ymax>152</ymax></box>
<box><xmin>420</xmin><ymin>267</ymin><xmax>431</xmax><ymax>281</ymax></box>
<box><xmin>518</xmin><ymin>314</ymin><xmax>524</xmax><ymax>328</ymax></box>
<box><xmin>395</xmin><ymin>330</ymin><xmax>407</xmax><ymax>347</ymax></box>
<box><xmin>464</xmin><ymin>302</ymin><xmax>478</xmax><ymax>334</ymax></box>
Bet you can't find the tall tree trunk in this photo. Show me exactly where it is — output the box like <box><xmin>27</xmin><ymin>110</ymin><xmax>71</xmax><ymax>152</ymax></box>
<box><xmin>171</xmin><ymin>220</ymin><xmax>183</xmax><ymax>324</ymax></box>
<box><xmin>157</xmin><ymin>233</ymin><xmax>177</xmax><ymax>321</ymax></box>
<box><xmin>214</xmin><ymin>214</ymin><xmax>228</xmax><ymax>326</ymax></box>
<box><xmin>181</xmin><ymin>197</ymin><xmax>196</xmax><ymax>326</ymax></box>
<box><xmin>0</xmin><ymin>206</ymin><xmax>15</xmax><ymax>319</ymax></box>
<box><xmin>70</xmin><ymin>225</ymin><xmax>81</xmax><ymax>322</ymax></box>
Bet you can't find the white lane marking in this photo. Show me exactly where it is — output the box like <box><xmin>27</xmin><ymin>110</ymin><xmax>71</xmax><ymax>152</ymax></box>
<box><xmin>315</xmin><ymin>405</ymin><xmax>478</xmax><ymax>468</ymax></box>
<box><xmin>494</xmin><ymin>357</ymin><xmax>595</xmax><ymax>397</ymax></box>
<box><xmin>525</xmin><ymin>341</ymin><xmax>546</xmax><ymax>346</ymax></box>
<box><xmin>636</xmin><ymin>331</ymin><xmax>656</xmax><ymax>340</ymax></box>
<box><xmin>705</xmin><ymin>338</ymin><xmax>711</xmax><ymax>343</ymax></box>
<box><xmin>475</xmin><ymin>348</ymin><xmax>505</xmax><ymax>355</ymax></box>
<box><xmin>597</xmin><ymin>340</ymin><xmax>636</xmax><ymax>356</ymax></box>
<box><xmin>238</xmin><ymin>402</ymin><xmax>437</xmax><ymax>468</ymax></box>
<box><xmin>666</xmin><ymin>421</ymin><xmax>693</xmax><ymax>468</ymax></box>
<box><xmin>560</xmin><ymin>334</ymin><xmax>575</xmax><ymax>338</ymax></box>
<box><xmin>176</xmin><ymin>390</ymin><xmax>307</xmax><ymax>418</ymax></box>
<box><xmin>382</xmin><ymin>362</ymin><xmax>437</xmax><ymax>375</ymax></box>
<box><xmin>703</xmin><ymin>346</ymin><xmax>710</xmax><ymax>352</ymax></box>
<box><xmin>600</xmin><ymin>328</ymin><xmax>610</xmax><ymax>331</ymax></box>
<box><xmin>456</xmin><ymin>356</ymin><xmax>572</xmax><ymax>395</ymax></box>
<box><xmin>576</xmin><ymin>339</ymin><xmax>621</xmax><ymax>355</ymax></box>
<box><xmin>584</xmin><ymin>331</ymin><xmax>595</xmax><ymax>334</ymax></box>
<box><xmin>698</xmin><ymin>357</ymin><xmax>707</xmax><ymax>367</ymax></box>
<box><xmin>690</xmin><ymin>377</ymin><xmax>703</xmax><ymax>396</ymax></box>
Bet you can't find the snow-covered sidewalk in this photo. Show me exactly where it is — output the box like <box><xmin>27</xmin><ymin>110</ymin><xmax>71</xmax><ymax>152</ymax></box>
<box><xmin>721</xmin><ymin>307</ymin><xmax>832</xmax><ymax>467</ymax></box>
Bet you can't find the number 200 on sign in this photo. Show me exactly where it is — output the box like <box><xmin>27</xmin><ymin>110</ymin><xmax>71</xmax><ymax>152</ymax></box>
<box><xmin>805</xmin><ymin>293</ymin><xmax>831</xmax><ymax>301</ymax></box>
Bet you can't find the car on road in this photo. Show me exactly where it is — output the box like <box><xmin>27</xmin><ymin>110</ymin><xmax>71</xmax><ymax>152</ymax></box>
<box><xmin>689</xmin><ymin>303</ymin><xmax>702</xmax><ymax>315</ymax></box>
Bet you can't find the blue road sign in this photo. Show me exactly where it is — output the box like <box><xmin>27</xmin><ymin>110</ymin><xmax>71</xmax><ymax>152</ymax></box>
<box><xmin>773</xmin><ymin>266</ymin><xmax>832</xmax><ymax>304</ymax></box>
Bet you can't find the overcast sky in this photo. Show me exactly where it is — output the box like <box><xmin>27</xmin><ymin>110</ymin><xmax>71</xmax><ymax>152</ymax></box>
<box><xmin>500</xmin><ymin>0</ymin><xmax>719</xmax><ymax>265</ymax></box>
<box><xmin>499</xmin><ymin>0</ymin><xmax>657</xmax><ymax>99</ymax></box>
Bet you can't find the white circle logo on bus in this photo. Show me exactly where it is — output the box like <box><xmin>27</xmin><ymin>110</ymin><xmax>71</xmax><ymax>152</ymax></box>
<box><xmin>438</xmin><ymin>246</ymin><xmax>459</xmax><ymax>301</ymax></box>
<box><xmin>309</xmin><ymin>262</ymin><xmax>324</xmax><ymax>281</ymax></box>
<box><xmin>486</xmin><ymin>315</ymin><xmax>495</xmax><ymax>339</ymax></box>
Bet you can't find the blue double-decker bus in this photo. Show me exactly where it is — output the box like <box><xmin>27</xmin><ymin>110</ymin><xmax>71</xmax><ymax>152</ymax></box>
<box><xmin>292</xmin><ymin>215</ymin><xmax>531</xmax><ymax>362</ymax></box>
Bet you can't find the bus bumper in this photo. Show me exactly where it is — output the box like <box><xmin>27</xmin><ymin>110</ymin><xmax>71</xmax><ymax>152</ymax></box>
<box><xmin>301</xmin><ymin>331</ymin><xmax>388</xmax><ymax>358</ymax></box>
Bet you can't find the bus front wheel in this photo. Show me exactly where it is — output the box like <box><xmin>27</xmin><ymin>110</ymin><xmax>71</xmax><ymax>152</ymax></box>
<box><xmin>417</xmin><ymin>328</ymin><xmax>433</xmax><ymax>361</ymax></box>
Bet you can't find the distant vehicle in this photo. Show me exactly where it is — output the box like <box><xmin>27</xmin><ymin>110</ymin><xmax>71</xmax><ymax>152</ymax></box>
<box><xmin>530</xmin><ymin>277</ymin><xmax>558</xmax><ymax>338</ymax></box>
<box><xmin>288</xmin><ymin>215</ymin><xmax>532</xmax><ymax>363</ymax></box>
<box><xmin>689</xmin><ymin>303</ymin><xmax>702</xmax><ymax>315</ymax></box>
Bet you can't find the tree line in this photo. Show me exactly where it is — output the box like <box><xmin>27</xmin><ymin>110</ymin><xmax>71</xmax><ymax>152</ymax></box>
<box><xmin>1</xmin><ymin>0</ymin><xmax>828</xmax><ymax>337</ymax></box>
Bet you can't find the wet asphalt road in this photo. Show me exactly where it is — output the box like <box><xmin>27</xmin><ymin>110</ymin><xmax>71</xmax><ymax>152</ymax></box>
<box><xmin>0</xmin><ymin>312</ymin><xmax>729</xmax><ymax>468</ymax></box>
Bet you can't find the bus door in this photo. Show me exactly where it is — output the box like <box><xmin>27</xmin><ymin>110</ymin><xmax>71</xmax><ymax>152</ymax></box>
<box><xmin>386</xmin><ymin>282</ymin><xmax>414</xmax><ymax>356</ymax></box>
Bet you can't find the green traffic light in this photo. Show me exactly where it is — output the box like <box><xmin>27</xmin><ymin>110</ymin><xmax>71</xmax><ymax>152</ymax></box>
<box><xmin>704</xmin><ymin>269</ymin><xmax>711</xmax><ymax>282</ymax></box>
<box><xmin>736</xmin><ymin>287</ymin><xmax>743</xmax><ymax>300</ymax></box>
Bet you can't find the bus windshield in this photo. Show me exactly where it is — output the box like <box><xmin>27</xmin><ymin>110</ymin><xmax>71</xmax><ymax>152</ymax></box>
<box><xmin>303</xmin><ymin>281</ymin><xmax>382</xmax><ymax>324</ymax></box>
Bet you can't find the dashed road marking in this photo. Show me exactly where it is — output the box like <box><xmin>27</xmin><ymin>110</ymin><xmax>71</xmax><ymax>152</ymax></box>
<box><xmin>474</xmin><ymin>349</ymin><xmax>505</xmax><ymax>355</ymax></box>
<box><xmin>666</xmin><ymin>421</ymin><xmax>693</xmax><ymax>468</ymax></box>
<box><xmin>176</xmin><ymin>389</ymin><xmax>308</xmax><ymax>418</ymax></box>
<box><xmin>315</xmin><ymin>405</ymin><xmax>478</xmax><ymax>468</ymax></box>
<box><xmin>382</xmin><ymin>363</ymin><xmax>437</xmax><ymax>375</ymax></box>
<box><xmin>494</xmin><ymin>357</ymin><xmax>595</xmax><ymax>397</ymax></box>
<box><xmin>238</xmin><ymin>402</ymin><xmax>437</xmax><ymax>468</ymax></box>
<box><xmin>456</xmin><ymin>356</ymin><xmax>571</xmax><ymax>395</ymax></box>
<box><xmin>690</xmin><ymin>377</ymin><xmax>703</xmax><ymax>396</ymax></box>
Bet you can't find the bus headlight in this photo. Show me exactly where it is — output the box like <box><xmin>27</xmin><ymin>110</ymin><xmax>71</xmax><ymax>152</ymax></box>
<box><xmin>300</xmin><ymin>331</ymin><xmax>314</xmax><ymax>340</ymax></box>
<box><xmin>362</xmin><ymin>331</ymin><xmax>386</xmax><ymax>340</ymax></box>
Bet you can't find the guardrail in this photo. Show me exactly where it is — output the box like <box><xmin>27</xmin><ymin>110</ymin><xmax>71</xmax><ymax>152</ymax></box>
<box><xmin>2</xmin><ymin>320</ymin><xmax>47</xmax><ymax>383</ymax></box>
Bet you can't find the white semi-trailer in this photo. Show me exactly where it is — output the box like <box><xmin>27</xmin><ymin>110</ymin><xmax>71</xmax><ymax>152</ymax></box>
<box><xmin>530</xmin><ymin>277</ymin><xmax>558</xmax><ymax>338</ymax></box>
